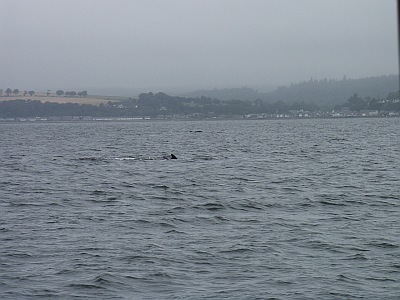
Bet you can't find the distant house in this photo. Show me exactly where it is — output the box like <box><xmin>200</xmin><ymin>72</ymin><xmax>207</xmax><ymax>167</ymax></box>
<box><xmin>367</xmin><ymin>110</ymin><xmax>379</xmax><ymax>116</ymax></box>
<box><xmin>48</xmin><ymin>116</ymin><xmax>60</xmax><ymax>121</ymax></box>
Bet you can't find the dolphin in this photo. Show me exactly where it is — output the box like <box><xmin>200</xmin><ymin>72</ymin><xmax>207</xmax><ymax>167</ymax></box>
<box><xmin>163</xmin><ymin>153</ymin><xmax>177</xmax><ymax>160</ymax></box>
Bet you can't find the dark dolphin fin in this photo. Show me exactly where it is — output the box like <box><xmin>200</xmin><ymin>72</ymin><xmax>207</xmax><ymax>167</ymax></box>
<box><xmin>170</xmin><ymin>153</ymin><xmax>177</xmax><ymax>159</ymax></box>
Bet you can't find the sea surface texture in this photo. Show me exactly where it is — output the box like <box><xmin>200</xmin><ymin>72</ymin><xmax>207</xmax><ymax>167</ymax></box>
<box><xmin>1</xmin><ymin>118</ymin><xmax>399</xmax><ymax>299</ymax></box>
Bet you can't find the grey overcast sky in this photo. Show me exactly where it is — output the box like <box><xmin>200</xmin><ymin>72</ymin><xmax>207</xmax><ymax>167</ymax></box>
<box><xmin>1</xmin><ymin>0</ymin><xmax>398</xmax><ymax>92</ymax></box>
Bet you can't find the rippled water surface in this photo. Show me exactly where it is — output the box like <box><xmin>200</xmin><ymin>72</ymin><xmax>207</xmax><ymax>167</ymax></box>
<box><xmin>1</xmin><ymin>118</ymin><xmax>399</xmax><ymax>299</ymax></box>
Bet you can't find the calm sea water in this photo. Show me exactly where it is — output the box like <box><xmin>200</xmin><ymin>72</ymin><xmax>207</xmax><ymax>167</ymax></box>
<box><xmin>1</xmin><ymin>118</ymin><xmax>399</xmax><ymax>299</ymax></box>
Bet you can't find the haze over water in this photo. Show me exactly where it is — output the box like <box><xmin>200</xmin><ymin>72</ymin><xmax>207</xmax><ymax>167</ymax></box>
<box><xmin>1</xmin><ymin>118</ymin><xmax>399</xmax><ymax>299</ymax></box>
<box><xmin>1</xmin><ymin>0</ymin><xmax>397</xmax><ymax>92</ymax></box>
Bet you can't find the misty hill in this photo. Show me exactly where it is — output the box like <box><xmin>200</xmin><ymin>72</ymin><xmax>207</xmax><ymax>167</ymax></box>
<box><xmin>262</xmin><ymin>75</ymin><xmax>399</xmax><ymax>107</ymax></box>
<box><xmin>184</xmin><ymin>75</ymin><xmax>399</xmax><ymax>108</ymax></box>
<box><xmin>184</xmin><ymin>86</ymin><xmax>263</xmax><ymax>101</ymax></box>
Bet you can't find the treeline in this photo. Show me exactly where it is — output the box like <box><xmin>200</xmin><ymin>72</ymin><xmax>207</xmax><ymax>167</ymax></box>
<box><xmin>1</xmin><ymin>90</ymin><xmax>399</xmax><ymax>118</ymax></box>
<box><xmin>336</xmin><ymin>91</ymin><xmax>400</xmax><ymax>112</ymax></box>
<box><xmin>0</xmin><ymin>88</ymin><xmax>88</xmax><ymax>97</ymax></box>
<box><xmin>0</xmin><ymin>88</ymin><xmax>35</xmax><ymax>97</ymax></box>
<box><xmin>55</xmin><ymin>90</ymin><xmax>88</xmax><ymax>97</ymax></box>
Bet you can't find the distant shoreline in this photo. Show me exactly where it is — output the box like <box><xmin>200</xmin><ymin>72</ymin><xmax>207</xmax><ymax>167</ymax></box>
<box><xmin>1</xmin><ymin>114</ymin><xmax>399</xmax><ymax>124</ymax></box>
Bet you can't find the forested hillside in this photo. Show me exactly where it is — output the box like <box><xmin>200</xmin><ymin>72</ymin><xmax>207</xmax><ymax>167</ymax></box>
<box><xmin>262</xmin><ymin>75</ymin><xmax>399</xmax><ymax>107</ymax></box>
<box><xmin>184</xmin><ymin>75</ymin><xmax>399</xmax><ymax>108</ymax></box>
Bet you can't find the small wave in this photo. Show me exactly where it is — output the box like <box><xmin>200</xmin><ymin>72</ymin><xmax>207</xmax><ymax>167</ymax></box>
<box><xmin>232</xmin><ymin>200</ymin><xmax>263</xmax><ymax>211</ymax></box>
<box><xmin>328</xmin><ymin>137</ymin><xmax>348</xmax><ymax>142</ymax></box>
<box><xmin>344</xmin><ymin>253</ymin><xmax>368</xmax><ymax>260</ymax></box>
<box><xmin>166</xmin><ymin>206</ymin><xmax>186</xmax><ymax>213</ymax></box>
<box><xmin>9</xmin><ymin>201</ymin><xmax>47</xmax><ymax>207</ymax></box>
<box><xmin>367</xmin><ymin>241</ymin><xmax>399</xmax><ymax>249</ymax></box>
<box><xmin>232</xmin><ymin>176</ymin><xmax>261</xmax><ymax>183</ymax></box>
<box><xmin>298</xmin><ymin>201</ymin><xmax>315</xmax><ymax>207</ymax></box>
<box><xmin>363</xmin><ymin>167</ymin><xmax>388</xmax><ymax>172</ymax></box>
<box><xmin>134</xmin><ymin>218</ymin><xmax>152</xmax><ymax>224</ymax></box>
<box><xmin>94</xmin><ymin>273</ymin><xmax>115</xmax><ymax>285</ymax></box>
<box><xmin>4</xmin><ymin>252</ymin><xmax>32</xmax><ymax>258</ymax></box>
<box><xmin>318</xmin><ymin>200</ymin><xmax>346</xmax><ymax>206</ymax></box>
<box><xmin>193</xmin><ymin>155</ymin><xmax>214</xmax><ymax>161</ymax></box>
<box><xmin>157</xmin><ymin>221</ymin><xmax>176</xmax><ymax>228</ymax></box>
<box><xmin>220</xmin><ymin>247</ymin><xmax>254</xmax><ymax>254</ymax></box>
<box><xmin>77</xmin><ymin>157</ymin><xmax>103</xmax><ymax>161</ymax></box>
<box><xmin>379</xmin><ymin>194</ymin><xmax>400</xmax><ymax>200</ymax></box>
<box><xmin>165</xmin><ymin>229</ymin><xmax>185</xmax><ymax>234</ymax></box>
<box><xmin>347</xmin><ymin>246</ymin><xmax>369</xmax><ymax>252</ymax></box>
<box><xmin>214</xmin><ymin>215</ymin><xmax>230</xmax><ymax>222</ymax></box>
<box><xmin>328</xmin><ymin>291</ymin><xmax>358</xmax><ymax>298</ymax></box>
<box><xmin>122</xmin><ymin>254</ymin><xmax>147</xmax><ymax>261</ymax></box>
<box><xmin>195</xmin><ymin>202</ymin><xmax>225</xmax><ymax>211</ymax></box>
<box><xmin>390</xmin><ymin>264</ymin><xmax>400</xmax><ymax>270</ymax></box>
<box><xmin>121</xmin><ymin>182</ymin><xmax>135</xmax><ymax>188</ymax></box>
<box><xmin>337</xmin><ymin>274</ymin><xmax>359</xmax><ymax>283</ymax></box>
<box><xmin>54</xmin><ymin>269</ymin><xmax>75</xmax><ymax>275</ymax></box>
<box><xmin>0</xmin><ymin>181</ymin><xmax>21</xmax><ymax>186</ymax></box>
<box><xmin>147</xmin><ymin>271</ymin><xmax>173</xmax><ymax>279</ymax></box>
<box><xmin>68</xmin><ymin>273</ymin><xmax>124</xmax><ymax>292</ymax></box>
<box><xmin>305</xmin><ymin>240</ymin><xmax>342</xmax><ymax>252</ymax></box>
<box><xmin>365</xmin><ymin>277</ymin><xmax>396</xmax><ymax>282</ymax></box>
<box><xmin>91</xmin><ymin>190</ymin><xmax>107</xmax><ymax>195</ymax></box>
<box><xmin>67</xmin><ymin>283</ymin><xmax>106</xmax><ymax>290</ymax></box>
<box><xmin>151</xmin><ymin>184</ymin><xmax>169</xmax><ymax>190</ymax></box>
